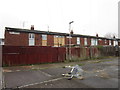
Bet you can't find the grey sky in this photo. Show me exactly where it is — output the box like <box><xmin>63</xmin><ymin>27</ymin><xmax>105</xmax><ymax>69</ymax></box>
<box><xmin>0</xmin><ymin>0</ymin><xmax>119</xmax><ymax>38</ymax></box>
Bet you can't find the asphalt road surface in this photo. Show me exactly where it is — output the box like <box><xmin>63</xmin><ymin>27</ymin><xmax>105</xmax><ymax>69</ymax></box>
<box><xmin>2</xmin><ymin>57</ymin><xmax>119</xmax><ymax>89</ymax></box>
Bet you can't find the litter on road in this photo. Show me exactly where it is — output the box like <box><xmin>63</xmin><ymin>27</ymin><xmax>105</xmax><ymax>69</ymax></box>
<box><xmin>62</xmin><ymin>65</ymin><xmax>84</xmax><ymax>80</ymax></box>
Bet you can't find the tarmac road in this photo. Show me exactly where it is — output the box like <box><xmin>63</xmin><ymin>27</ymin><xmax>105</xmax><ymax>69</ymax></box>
<box><xmin>2</xmin><ymin>57</ymin><xmax>119</xmax><ymax>89</ymax></box>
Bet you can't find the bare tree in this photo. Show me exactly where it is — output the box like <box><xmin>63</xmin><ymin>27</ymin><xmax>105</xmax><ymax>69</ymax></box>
<box><xmin>104</xmin><ymin>32</ymin><xmax>118</xmax><ymax>39</ymax></box>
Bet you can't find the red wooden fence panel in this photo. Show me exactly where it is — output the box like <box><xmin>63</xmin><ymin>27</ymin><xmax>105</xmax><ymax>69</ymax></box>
<box><xmin>2</xmin><ymin>45</ymin><xmax>116</xmax><ymax>66</ymax></box>
<box><xmin>2</xmin><ymin>46</ymin><xmax>66</xmax><ymax>66</ymax></box>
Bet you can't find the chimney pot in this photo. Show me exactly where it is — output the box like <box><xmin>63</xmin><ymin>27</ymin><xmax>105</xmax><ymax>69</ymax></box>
<box><xmin>70</xmin><ymin>30</ymin><xmax>73</xmax><ymax>34</ymax></box>
<box><xmin>31</xmin><ymin>25</ymin><xmax>34</xmax><ymax>30</ymax></box>
<box><xmin>96</xmin><ymin>33</ymin><xmax>98</xmax><ymax>37</ymax></box>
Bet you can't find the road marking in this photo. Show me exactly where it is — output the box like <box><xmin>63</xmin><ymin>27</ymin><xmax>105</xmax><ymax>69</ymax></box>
<box><xmin>38</xmin><ymin>70</ymin><xmax>52</xmax><ymax>77</ymax></box>
<box><xmin>18</xmin><ymin>77</ymin><xmax>64</xmax><ymax>88</ymax></box>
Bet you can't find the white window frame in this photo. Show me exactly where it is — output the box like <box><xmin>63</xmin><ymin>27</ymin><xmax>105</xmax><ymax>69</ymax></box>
<box><xmin>91</xmin><ymin>38</ymin><xmax>94</xmax><ymax>46</ymax></box>
<box><xmin>95</xmin><ymin>39</ymin><xmax>98</xmax><ymax>45</ymax></box>
<box><xmin>42</xmin><ymin>35</ymin><xmax>47</xmax><ymax>40</ymax></box>
<box><xmin>29</xmin><ymin>33</ymin><xmax>35</xmax><ymax>39</ymax></box>
<box><xmin>91</xmin><ymin>38</ymin><xmax>98</xmax><ymax>46</ymax></box>
<box><xmin>77</xmin><ymin>37</ymin><xmax>80</xmax><ymax>44</ymax></box>
<box><xmin>84</xmin><ymin>38</ymin><xmax>87</xmax><ymax>45</ymax></box>
<box><xmin>105</xmin><ymin>39</ymin><xmax>107</xmax><ymax>44</ymax></box>
<box><xmin>109</xmin><ymin>40</ymin><xmax>111</xmax><ymax>45</ymax></box>
<box><xmin>66</xmin><ymin>36</ymin><xmax>72</xmax><ymax>38</ymax></box>
<box><xmin>29</xmin><ymin>33</ymin><xmax>35</xmax><ymax>46</ymax></box>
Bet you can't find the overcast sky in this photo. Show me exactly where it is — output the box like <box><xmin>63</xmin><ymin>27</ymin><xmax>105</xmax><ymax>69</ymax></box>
<box><xmin>0</xmin><ymin>0</ymin><xmax>119</xmax><ymax>38</ymax></box>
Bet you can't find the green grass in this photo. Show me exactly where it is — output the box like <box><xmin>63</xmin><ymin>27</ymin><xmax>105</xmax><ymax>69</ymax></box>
<box><xmin>78</xmin><ymin>63</ymin><xmax>85</xmax><ymax>66</ymax></box>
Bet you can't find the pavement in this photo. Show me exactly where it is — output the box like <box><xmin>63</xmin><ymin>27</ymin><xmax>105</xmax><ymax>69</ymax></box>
<box><xmin>1</xmin><ymin>57</ymin><xmax>119</xmax><ymax>89</ymax></box>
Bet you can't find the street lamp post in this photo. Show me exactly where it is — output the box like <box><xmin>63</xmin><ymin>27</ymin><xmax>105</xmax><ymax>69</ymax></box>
<box><xmin>69</xmin><ymin>21</ymin><xmax>74</xmax><ymax>60</ymax></box>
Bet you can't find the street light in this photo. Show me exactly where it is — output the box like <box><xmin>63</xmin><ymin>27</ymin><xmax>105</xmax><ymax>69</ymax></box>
<box><xmin>69</xmin><ymin>21</ymin><xmax>74</xmax><ymax>60</ymax></box>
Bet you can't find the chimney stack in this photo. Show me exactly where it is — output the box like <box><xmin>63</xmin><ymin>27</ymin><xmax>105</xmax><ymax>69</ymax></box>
<box><xmin>96</xmin><ymin>33</ymin><xmax>98</xmax><ymax>37</ymax></box>
<box><xmin>31</xmin><ymin>25</ymin><xmax>34</xmax><ymax>30</ymax></box>
<box><xmin>70</xmin><ymin>30</ymin><xmax>74</xmax><ymax>34</ymax></box>
<box><xmin>113</xmin><ymin>36</ymin><xmax>115</xmax><ymax>39</ymax></box>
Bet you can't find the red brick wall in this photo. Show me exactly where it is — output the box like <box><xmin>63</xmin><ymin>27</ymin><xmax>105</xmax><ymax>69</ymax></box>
<box><xmin>47</xmin><ymin>35</ymin><xmax>54</xmax><ymax>46</ymax></box>
<box><xmin>98</xmin><ymin>39</ymin><xmax>102</xmax><ymax>45</ymax></box>
<box><xmin>118</xmin><ymin>41</ymin><xmax>120</xmax><ymax>46</ymax></box>
<box><xmin>80</xmin><ymin>37</ymin><xmax>84</xmax><ymax>46</ymax></box>
<box><xmin>87</xmin><ymin>38</ymin><xmax>91</xmax><ymax>46</ymax></box>
<box><xmin>65</xmin><ymin>36</ymin><xmax>69</xmax><ymax>45</ymax></box>
<box><xmin>72</xmin><ymin>37</ymin><xmax>77</xmax><ymax>45</ymax></box>
<box><xmin>111</xmin><ymin>40</ymin><xmax>113</xmax><ymax>45</ymax></box>
<box><xmin>106</xmin><ymin>40</ymin><xmax>109</xmax><ymax>45</ymax></box>
<box><xmin>35</xmin><ymin>34</ymin><xmax>42</xmax><ymax>46</ymax></box>
<box><xmin>5</xmin><ymin>30</ymin><xmax>28</xmax><ymax>46</ymax></box>
<box><xmin>101</xmin><ymin>39</ymin><xmax>104</xmax><ymax>45</ymax></box>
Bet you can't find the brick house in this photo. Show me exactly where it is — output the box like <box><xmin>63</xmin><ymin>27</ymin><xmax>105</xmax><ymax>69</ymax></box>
<box><xmin>0</xmin><ymin>38</ymin><xmax>4</xmax><ymax>45</ymax></box>
<box><xmin>4</xmin><ymin>26</ymin><xmax>118</xmax><ymax>46</ymax></box>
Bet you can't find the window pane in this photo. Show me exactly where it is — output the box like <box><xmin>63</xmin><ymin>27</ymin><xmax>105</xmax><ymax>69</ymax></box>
<box><xmin>29</xmin><ymin>33</ymin><xmax>34</xmax><ymax>39</ymax></box>
<box><xmin>84</xmin><ymin>38</ymin><xmax>87</xmax><ymax>45</ymax></box>
<box><xmin>77</xmin><ymin>37</ymin><xmax>80</xmax><ymax>44</ymax></box>
<box><xmin>42</xmin><ymin>35</ymin><xmax>47</xmax><ymax>40</ymax></box>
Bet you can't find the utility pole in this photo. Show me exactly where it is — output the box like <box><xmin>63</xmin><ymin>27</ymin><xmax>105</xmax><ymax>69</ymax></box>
<box><xmin>22</xmin><ymin>21</ymin><xmax>25</xmax><ymax>29</ymax></box>
<box><xmin>69</xmin><ymin>21</ymin><xmax>74</xmax><ymax>60</ymax></box>
<box><xmin>48</xmin><ymin>25</ymin><xmax>49</xmax><ymax>32</ymax></box>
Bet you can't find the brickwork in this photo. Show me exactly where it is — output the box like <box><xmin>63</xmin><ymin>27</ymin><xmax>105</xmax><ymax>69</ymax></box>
<box><xmin>47</xmin><ymin>35</ymin><xmax>54</xmax><ymax>46</ymax></box>
<box><xmin>71</xmin><ymin>37</ymin><xmax>77</xmax><ymax>45</ymax></box>
<box><xmin>106</xmin><ymin>40</ymin><xmax>109</xmax><ymax>45</ymax></box>
<box><xmin>111</xmin><ymin>40</ymin><xmax>114</xmax><ymax>45</ymax></box>
<box><xmin>87</xmin><ymin>38</ymin><xmax>91</xmax><ymax>46</ymax></box>
<box><xmin>35</xmin><ymin>34</ymin><xmax>42</xmax><ymax>46</ymax></box>
<box><xmin>4</xmin><ymin>27</ymin><xmax>119</xmax><ymax>47</ymax></box>
<box><xmin>80</xmin><ymin>37</ymin><xmax>84</xmax><ymax>46</ymax></box>
<box><xmin>5</xmin><ymin>30</ymin><xmax>28</xmax><ymax>46</ymax></box>
<box><xmin>65</xmin><ymin>36</ymin><xmax>69</xmax><ymax>45</ymax></box>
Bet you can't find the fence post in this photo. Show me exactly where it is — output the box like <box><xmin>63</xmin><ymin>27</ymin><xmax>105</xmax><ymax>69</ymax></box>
<box><xmin>90</xmin><ymin>46</ymin><xmax>92</xmax><ymax>59</ymax></box>
<box><xmin>0</xmin><ymin>45</ymin><xmax>4</xmax><ymax>89</ymax></box>
<box><xmin>66</xmin><ymin>47</ymin><xmax>68</xmax><ymax>60</ymax></box>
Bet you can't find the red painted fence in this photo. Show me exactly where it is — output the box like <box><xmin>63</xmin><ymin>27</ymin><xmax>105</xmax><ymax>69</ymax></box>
<box><xmin>2</xmin><ymin>45</ymin><xmax>117</xmax><ymax>66</ymax></box>
<box><xmin>2</xmin><ymin>46</ymin><xmax>66</xmax><ymax>66</ymax></box>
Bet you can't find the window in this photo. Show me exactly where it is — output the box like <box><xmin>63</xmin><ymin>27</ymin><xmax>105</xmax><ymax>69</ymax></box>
<box><xmin>84</xmin><ymin>38</ymin><xmax>87</xmax><ymax>45</ymax></box>
<box><xmin>42</xmin><ymin>35</ymin><xmax>47</xmax><ymax>40</ymax></box>
<box><xmin>29</xmin><ymin>33</ymin><xmax>35</xmax><ymax>46</ymax></box>
<box><xmin>42</xmin><ymin>35</ymin><xmax>47</xmax><ymax>46</ymax></box>
<box><xmin>91</xmin><ymin>39</ymin><xmax>94</xmax><ymax>45</ymax></box>
<box><xmin>96</xmin><ymin>39</ymin><xmax>98</xmax><ymax>45</ymax></box>
<box><xmin>109</xmin><ymin>40</ymin><xmax>111</xmax><ymax>45</ymax></box>
<box><xmin>77</xmin><ymin>37</ymin><xmax>80</xmax><ymax>44</ymax></box>
<box><xmin>9</xmin><ymin>32</ymin><xmax>20</xmax><ymax>34</ymax></box>
<box><xmin>54</xmin><ymin>35</ymin><xmax>65</xmax><ymax>47</ymax></box>
<box><xmin>114</xmin><ymin>41</ymin><xmax>118</xmax><ymax>46</ymax></box>
<box><xmin>91</xmin><ymin>38</ymin><xmax>98</xmax><ymax>46</ymax></box>
<box><xmin>105</xmin><ymin>40</ymin><xmax>107</xmax><ymax>44</ymax></box>
<box><xmin>66</xmin><ymin>36</ymin><xmax>72</xmax><ymax>38</ymax></box>
<box><xmin>29</xmin><ymin>33</ymin><xmax>35</xmax><ymax>39</ymax></box>
<box><xmin>54</xmin><ymin>35</ymin><xmax>59</xmax><ymax>38</ymax></box>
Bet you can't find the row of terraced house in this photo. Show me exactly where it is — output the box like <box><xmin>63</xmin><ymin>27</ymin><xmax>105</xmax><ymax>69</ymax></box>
<box><xmin>4</xmin><ymin>26</ymin><xmax>120</xmax><ymax>47</ymax></box>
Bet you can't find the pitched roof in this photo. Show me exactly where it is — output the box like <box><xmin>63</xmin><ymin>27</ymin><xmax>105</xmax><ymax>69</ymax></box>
<box><xmin>5</xmin><ymin>27</ymin><xmax>118</xmax><ymax>40</ymax></box>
